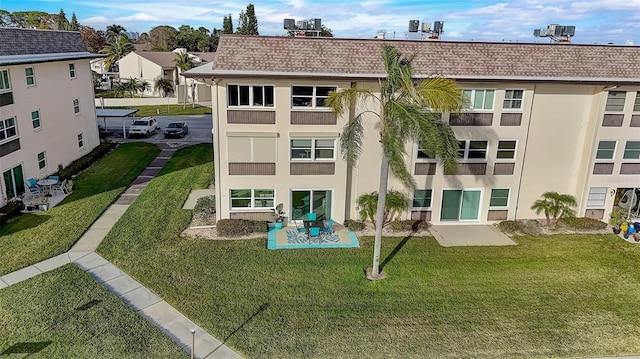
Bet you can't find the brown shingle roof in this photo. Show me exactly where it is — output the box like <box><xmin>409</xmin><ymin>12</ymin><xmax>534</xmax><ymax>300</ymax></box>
<box><xmin>205</xmin><ymin>35</ymin><xmax>640</xmax><ymax>82</ymax></box>
<box><xmin>135</xmin><ymin>51</ymin><xmax>179</xmax><ymax>68</ymax></box>
<box><xmin>0</xmin><ymin>27</ymin><xmax>87</xmax><ymax>55</ymax></box>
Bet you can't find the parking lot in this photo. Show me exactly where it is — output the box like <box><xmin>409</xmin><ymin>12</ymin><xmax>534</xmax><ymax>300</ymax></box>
<box><xmin>99</xmin><ymin>115</ymin><xmax>213</xmax><ymax>144</ymax></box>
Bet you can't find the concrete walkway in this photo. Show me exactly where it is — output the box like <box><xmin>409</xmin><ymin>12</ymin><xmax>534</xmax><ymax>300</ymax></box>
<box><xmin>0</xmin><ymin>143</ymin><xmax>242</xmax><ymax>359</ymax></box>
<box><xmin>430</xmin><ymin>224</ymin><xmax>516</xmax><ymax>247</ymax></box>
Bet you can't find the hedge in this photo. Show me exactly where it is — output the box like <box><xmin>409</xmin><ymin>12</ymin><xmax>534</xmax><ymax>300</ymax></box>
<box><xmin>216</xmin><ymin>219</ymin><xmax>268</xmax><ymax>237</ymax></box>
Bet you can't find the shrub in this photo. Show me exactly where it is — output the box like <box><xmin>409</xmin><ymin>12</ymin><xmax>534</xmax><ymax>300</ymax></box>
<box><xmin>55</xmin><ymin>143</ymin><xmax>117</xmax><ymax>180</ymax></box>
<box><xmin>216</xmin><ymin>219</ymin><xmax>268</xmax><ymax>237</ymax></box>
<box><xmin>194</xmin><ymin>195</ymin><xmax>215</xmax><ymax>215</ymax></box>
<box><xmin>559</xmin><ymin>217</ymin><xmax>607</xmax><ymax>230</ymax></box>
<box><xmin>497</xmin><ymin>220</ymin><xmax>525</xmax><ymax>234</ymax></box>
<box><xmin>0</xmin><ymin>200</ymin><xmax>23</xmax><ymax>228</ymax></box>
<box><xmin>344</xmin><ymin>219</ymin><xmax>365</xmax><ymax>231</ymax></box>
<box><xmin>388</xmin><ymin>220</ymin><xmax>430</xmax><ymax>232</ymax></box>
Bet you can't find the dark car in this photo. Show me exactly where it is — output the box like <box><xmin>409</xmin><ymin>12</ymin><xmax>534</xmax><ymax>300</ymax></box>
<box><xmin>164</xmin><ymin>122</ymin><xmax>189</xmax><ymax>138</ymax></box>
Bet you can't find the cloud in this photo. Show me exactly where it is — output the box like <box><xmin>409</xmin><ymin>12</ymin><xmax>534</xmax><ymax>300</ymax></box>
<box><xmin>115</xmin><ymin>13</ymin><xmax>159</xmax><ymax>22</ymax></box>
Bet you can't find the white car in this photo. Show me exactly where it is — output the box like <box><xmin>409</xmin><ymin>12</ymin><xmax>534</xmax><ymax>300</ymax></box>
<box><xmin>128</xmin><ymin>117</ymin><xmax>160</xmax><ymax>138</ymax></box>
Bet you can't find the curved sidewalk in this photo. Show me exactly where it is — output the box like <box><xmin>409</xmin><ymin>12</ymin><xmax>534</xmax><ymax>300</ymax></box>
<box><xmin>0</xmin><ymin>143</ymin><xmax>242</xmax><ymax>359</ymax></box>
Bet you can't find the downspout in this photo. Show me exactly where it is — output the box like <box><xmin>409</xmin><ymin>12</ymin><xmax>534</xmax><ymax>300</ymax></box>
<box><xmin>213</xmin><ymin>78</ymin><xmax>222</xmax><ymax>217</ymax></box>
<box><xmin>513</xmin><ymin>84</ymin><xmax>536</xmax><ymax>220</ymax></box>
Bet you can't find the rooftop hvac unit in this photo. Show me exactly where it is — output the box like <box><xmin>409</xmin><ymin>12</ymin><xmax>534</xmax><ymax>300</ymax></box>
<box><xmin>533</xmin><ymin>29</ymin><xmax>541</xmax><ymax>37</ymax></box>
<box><xmin>297</xmin><ymin>20</ymin><xmax>309</xmax><ymax>30</ymax></box>
<box><xmin>409</xmin><ymin>20</ymin><xmax>419</xmax><ymax>32</ymax></box>
<box><xmin>548</xmin><ymin>24</ymin><xmax>562</xmax><ymax>36</ymax></box>
<box><xmin>562</xmin><ymin>26</ymin><xmax>575</xmax><ymax>36</ymax></box>
<box><xmin>433</xmin><ymin>21</ymin><xmax>444</xmax><ymax>33</ymax></box>
<box><xmin>311</xmin><ymin>18</ymin><xmax>322</xmax><ymax>31</ymax></box>
<box><xmin>284</xmin><ymin>18</ymin><xmax>296</xmax><ymax>30</ymax></box>
<box><xmin>421</xmin><ymin>22</ymin><xmax>431</xmax><ymax>33</ymax></box>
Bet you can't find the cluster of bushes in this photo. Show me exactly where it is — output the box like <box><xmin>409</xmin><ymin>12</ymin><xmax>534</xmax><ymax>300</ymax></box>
<box><xmin>194</xmin><ymin>195</ymin><xmax>215</xmax><ymax>215</ymax></box>
<box><xmin>0</xmin><ymin>200</ymin><xmax>23</xmax><ymax>228</ymax></box>
<box><xmin>497</xmin><ymin>217</ymin><xmax>607</xmax><ymax>235</ymax></box>
<box><xmin>54</xmin><ymin>143</ymin><xmax>116</xmax><ymax>180</ymax></box>
<box><xmin>343</xmin><ymin>219</ymin><xmax>365</xmax><ymax>231</ymax></box>
<box><xmin>388</xmin><ymin>220</ymin><xmax>430</xmax><ymax>232</ymax></box>
<box><xmin>216</xmin><ymin>219</ymin><xmax>268</xmax><ymax>237</ymax></box>
<box><xmin>558</xmin><ymin>217</ymin><xmax>607</xmax><ymax>230</ymax></box>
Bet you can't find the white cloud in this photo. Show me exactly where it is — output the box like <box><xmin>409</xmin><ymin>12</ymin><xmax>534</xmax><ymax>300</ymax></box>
<box><xmin>115</xmin><ymin>13</ymin><xmax>159</xmax><ymax>22</ymax></box>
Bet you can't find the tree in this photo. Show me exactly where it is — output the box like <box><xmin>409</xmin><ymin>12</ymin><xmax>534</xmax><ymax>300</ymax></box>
<box><xmin>357</xmin><ymin>190</ymin><xmax>408</xmax><ymax>228</ymax></box>
<box><xmin>222</xmin><ymin>15</ymin><xmax>234</xmax><ymax>34</ymax></box>
<box><xmin>10</xmin><ymin>11</ymin><xmax>50</xmax><ymax>28</ymax></box>
<box><xmin>174</xmin><ymin>51</ymin><xmax>194</xmax><ymax>81</ymax></box>
<box><xmin>149</xmin><ymin>25</ymin><xmax>178</xmax><ymax>51</ymax></box>
<box><xmin>56</xmin><ymin>9</ymin><xmax>69</xmax><ymax>30</ymax></box>
<box><xmin>69</xmin><ymin>12</ymin><xmax>79</xmax><ymax>31</ymax></box>
<box><xmin>530</xmin><ymin>191</ymin><xmax>578</xmax><ymax>226</ymax></box>
<box><xmin>137</xmin><ymin>79</ymin><xmax>151</xmax><ymax>96</ymax></box>
<box><xmin>105</xmin><ymin>24</ymin><xmax>126</xmax><ymax>43</ymax></box>
<box><xmin>100</xmin><ymin>35</ymin><xmax>134</xmax><ymax>72</ymax></box>
<box><xmin>80</xmin><ymin>26</ymin><xmax>105</xmax><ymax>53</ymax></box>
<box><xmin>236</xmin><ymin>4</ymin><xmax>258</xmax><ymax>35</ymax></box>
<box><xmin>0</xmin><ymin>10</ymin><xmax>12</xmax><ymax>27</ymax></box>
<box><xmin>327</xmin><ymin>45</ymin><xmax>464</xmax><ymax>279</ymax></box>
<box><xmin>154</xmin><ymin>77</ymin><xmax>174</xmax><ymax>97</ymax></box>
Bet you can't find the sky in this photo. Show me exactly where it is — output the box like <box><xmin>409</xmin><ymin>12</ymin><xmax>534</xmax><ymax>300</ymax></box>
<box><xmin>2</xmin><ymin>0</ymin><xmax>639</xmax><ymax>45</ymax></box>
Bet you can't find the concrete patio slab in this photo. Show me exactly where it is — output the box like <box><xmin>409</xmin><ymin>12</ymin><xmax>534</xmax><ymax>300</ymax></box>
<box><xmin>72</xmin><ymin>252</ymin><xmax>110</xmax><ymax>270</ymax></box>
<box><xmin>33</xmin><ymin>253</ymin><xmax>71</xmax><ymax>272</ymax></box>
<box><xmin>183</xmin><ymin>189</ymin><xmax>215</xmax><ymax>209</ymax></box>
<box><xmin>87</xmin><ymin>263</ymin><xmax>124</xmax><ymax>283</ymax></box>
<box><xmin>103</xmin><ymin>274</ymin><xmax>142</xmax><ymax>296</ymax></box>
<box><xmin>0</xmin><ymin>265</ymin><xmax>42</xmax><ymax>286</ymax></box>
<box><xmin>121</xmin><ymin>286</ymin><xmax>162</xmax><ymax>311</ymax></box>
<box><xmin>430</xmin><ymin>224</ymin><xmax>516</xmax><ymax>247</ymax></box>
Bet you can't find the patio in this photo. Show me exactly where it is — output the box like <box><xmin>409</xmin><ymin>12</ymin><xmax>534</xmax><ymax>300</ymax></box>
<box><xmin>21</xmin><ymin>190</ymin><xmax>69</xmax><ymax>213</ymax></box>
<box><xmin>267</xmin><ymin>225</ymin><xmax>360</xmax><ymax>249</ymax></box>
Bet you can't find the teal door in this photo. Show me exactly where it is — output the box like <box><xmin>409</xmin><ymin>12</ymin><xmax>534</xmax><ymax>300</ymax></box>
<box><xmin>440</xmin><ymin>189</ymin><xmax>481</xmax><ymax>221</ymax></box>
<box><xmin>3</xmin><ymin>164</ymin><xmax>24</xmax><ymax>200</ymax></box>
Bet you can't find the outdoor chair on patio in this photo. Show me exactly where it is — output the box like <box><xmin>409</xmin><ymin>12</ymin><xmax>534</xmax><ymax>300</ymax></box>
<box><xmin>320</xmin><ymin>219</ymin><xmax>335</xmax><ymax>235</ymax></box>
<box><xmin>27</xmin><ymin>178</ymin><xmax>42</xmax><ymax>190</ymax></box>
<box><xmin>24</xmin><ymin>183</ymin><xmax>41</xmax><ymax>197</ymax></box>
<box><xmin>308</xmin><ymin>226</ymin><xmax>321</xmax><ymax>243</ymax></box>
<box><xmin>52</xmin><ymin>179</ymin><xmax>68</xmax><ymax>194</ymax></box>
<box><xmin>48</xmin><ymin>175</ymin><xmax>59</xmax><ymax>183</ymax></box>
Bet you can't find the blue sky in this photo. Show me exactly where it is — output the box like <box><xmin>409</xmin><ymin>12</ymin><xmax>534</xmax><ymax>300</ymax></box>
<box><xmin>2</xmin><ymin>0</ymin><xmax>639</xmax><ymax>44</ymax></box>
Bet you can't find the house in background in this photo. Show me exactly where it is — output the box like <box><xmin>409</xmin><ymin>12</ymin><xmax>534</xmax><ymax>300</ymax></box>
<box><xmin>117</xmin><ymin>48</ymin><xmax>215</xmax><ymax>102</ymax></box>
<box><xmin>0</xmin><ymin>27</ymin><xmax>102</xmax><ymax>207</ymax></box>
<box><xmin>185</xmin><ymin>35</ymin><xmax>640</xmax><ymax>225</ymax></box>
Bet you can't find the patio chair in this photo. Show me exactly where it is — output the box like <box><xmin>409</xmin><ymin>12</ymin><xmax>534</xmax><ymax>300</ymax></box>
<box><xmin>320</xmin><ymin>219</ymin><xmax>335</xmax><ymax>235</ymax></box>
<box><xmin>306</xmin><ymin>213</ymin><xmax>317</xmax><ymax>220</ymax></box>
<box><xmin>27</xmin><ymin>178</ymin><xmax>42</xmax><ymax>190</ymax></box>
<box><xmin>52</xmin><ymin>179</ymin><xmax>68</xmax><ymax>194</ymax></box>
<box><xmin>309</xmin><ymin>226</ymin><xmax>321</xmax><ymax>243</ymax></box>
<box><xmin>48</xmin><ymin>175</ymin><xmax>59</xmax><ymax>183</ymax></box>
<box><xmin>24</xmin><ymin>183</ymin><xmax>41</xmax><ymax>195</ymax></box>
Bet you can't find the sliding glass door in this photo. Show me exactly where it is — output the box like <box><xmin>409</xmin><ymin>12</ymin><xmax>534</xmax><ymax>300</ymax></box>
<box><xmin>3</xmin><ymin>164</ymin><xmax>25</xmax><ymax>200</ymax></box>
<box><xmin>291</xmin><ymin>190</ymin><xmax>332</xmax><ymax>220</ymax></box>
<box><xmin>440</xmin><ymin>189</ymin><xmax>481</xmax><ymax>221</ymax></box>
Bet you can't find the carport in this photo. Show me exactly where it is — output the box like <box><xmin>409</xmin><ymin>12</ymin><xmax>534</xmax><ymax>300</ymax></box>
<box><xmin>96</xmin><ymin>108</ymin><xmax>138</xmax><ymax>139</ymax></box>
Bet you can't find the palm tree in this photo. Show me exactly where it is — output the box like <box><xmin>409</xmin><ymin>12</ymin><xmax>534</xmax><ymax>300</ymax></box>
<box><xmin>327</xmin><ymin>45</ymin><xmax>464</xmax><ymax>279</ymax></box>
<box><xmin>530</xmin><ymin>191</ymin><xmax>578</xmax><ymax>226</ymax></box>
<box><xmin>136</xmin><ymin>79</ymin><xmax>151</xmax><ymax>96</ymax></box>
<box><xmin>174</xmin><ymin>51</ymin><xmax>194</xmax><ymax>107</ymax></box>
<box><xmin>105</xmin><ymin>24</ymin><xmax>126</xmax><ymax>43</ymax></box>
<box><xmin>154</xmin><ymin>77</ymin><xmax>174</xmax><ymax>97</ymax></box>
<box><xmin>357</xmin><ymin>190</ymin><xmax>409</xmax><ymax>228</ymax></box>
<box><xmin>100</xmin><ymin>35</ymin><xmax>134</xmax><ymax>72</ymax></box>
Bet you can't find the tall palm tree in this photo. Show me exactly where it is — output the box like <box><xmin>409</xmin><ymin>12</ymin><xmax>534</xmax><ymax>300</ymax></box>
<box><xmin>530</xmin><ymin>191</ymin><xmax>578</xmax><ymax>226</ymax></box>
<box><xmin>105</xmin><ymin>24</ymin><xmax>126</xmax><ymax>43</ymax></box>
<box><xmin>100</xmin><ymin>35</ymin><xmax>134</xmax><ymax>72</ymax></box>
<box><xmin>327</xmin><ymin>45</ymin><xmax>464</xmax><ymax>279</ymax></box>
<box><xmin>174</xmin><ymin>51</ymin><xmax>194</xmax><ymax>107</ymax></box>
<box><xmin>153</xmin><ymin>77</ymin><xmax>174</xmax><ymax>97</ymax></box>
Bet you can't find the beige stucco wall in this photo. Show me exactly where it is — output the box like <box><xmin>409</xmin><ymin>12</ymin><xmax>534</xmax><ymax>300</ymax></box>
<box><xmin>117</xmin><ymin>53</ymin><xmax>165</xmax><ymax>96</ymax></box>
<box><xmin>1</xmin><ymin>59</ymin><xmax>100</xmax><ymax>205</ymax></box>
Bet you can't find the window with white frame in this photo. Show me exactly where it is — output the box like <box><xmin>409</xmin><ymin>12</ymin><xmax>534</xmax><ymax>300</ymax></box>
<box><xmin>462</xmin><ymin>89</ymin><xmax>495</xmax><ymax>110</ymax></box>
<box><xmin>68</xmin><ymin>63</ymin><xmax>76</xmax><ymax>78</ymax></box>
<box><xmin>230</xmin><ymin>189</ymin><xmax>275</xmax><ymax>209</ymax></box>
<box><xmin>291</xmin><ymin>86</ymin><xmax>336</xmax><ymax>108</ymax></box>
<box><xmin>605</xmin><ymin>91</ymin><xmax>626</xmax><ymax>111</ymax></box>
<box><xmin>73</xmin><ymin>98</ymin><xmax>80</xmax><ymax>114</ymax></box>
<box><xmin>412</xmin><ymin>189</ymin><xmax>432</xmax><ymax>208</ymax></box>
<box><xmin>290</xmin><ymin>138</ymin><xmax>335</xmax><ymax>160</ymax></box>
<box><xmin>496</xmin><ymin>140</ymin><xmax>516</xmax><ymax>160</ymax></box>
<box><xmin>227</xmin><ymin>135</ymin><xmax>277</xmax><ymax>162</ymax></box>
<box><xmin>77</xmin><ymin>133</ymin><xmax>84</xmax><ymax>148</ymax></box>
<box><xmin>595</xmin><ymin>140</ymin><xmax>616</xmax><ymax>160</ymax></box>
<box><xmin>503</xmin><ymin>89</ymin><xmax>523</xmax><ymax>109</ymax></box>
<box><xmin>227</xmin><ymin>84</ymin><xmax>274</xmax><ymax>107</ymax></box>
<box><xmin>634</xmin><ymin>92</ymin><xmax>640</xmax><ymax>112</ymax></box>
<box><xmin>489</xmin><ymin>189</ymin><xmax>510</xmax><ymax>207</ymax></box>
<box><xmin>37</xmin><ymin>151</ymin><xmax>47</xmax><ymax>170</ymax></box>
<box><xmin>623</xmin><ymin>141</ymin><xmax>640</xmax><ymax>160</ymax></box>
<box><xmin>25</xmin><ymin>67</ymin><xmax>35</xmax><ymax>86</ymax></box>
<box><xmin>416</xmin><ymin>147</ymin><xmax>436</xmax><ymax>160</ymax></box>
<box><xmin>0</xmin><ymin>117</ymin><xmax>18</xmax><ymax>141</ymax></box>
<box><xmin>0</xmin><ymin>69</ymin><xmax>10</xmax><ymax>92</ymax></box>
<box><xmin>31</xmin><ymin>110</ymin><xmax>41</xmax><ymax>129</ymax></box>
<box><xmin>587</xmin><ymin>187</ymin><xmax>607</xmax><ymax>207</ymax></box>
<box><xmin>458</xmin><ymin>140</ymin><xmax>488</xmax><ymax>160</ymax></box>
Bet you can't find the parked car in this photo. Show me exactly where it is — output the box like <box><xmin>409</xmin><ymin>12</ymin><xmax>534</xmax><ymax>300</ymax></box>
<box><xmin>164</xmin><ymin>122</ymin><xmax>189</xmax><ymax>138</ymax></box>
<box><xmin>128</xmin><ymin>117</ymin><xmax>159</xmax><ymax>138</ymax></box>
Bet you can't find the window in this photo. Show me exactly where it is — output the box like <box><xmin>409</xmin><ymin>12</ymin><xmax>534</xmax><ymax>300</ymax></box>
<box><xmin>503</xmin><ymin>89</ymin><xmax>523</xmax><ymax>109</ymax></box>
<box><xmin>489</xmin><ymin>189</ymin><xmax>510</xmax><ymax>207</ymax></box>
<box><xmin>417</xmin><ymin>147</ymin><xmax>435</xmax><ymax>160</ymax></box>
<box><xmin>605</xmin><ymin>91</ymin><xmax>626</xmax><ymax>111</ymax></box>
<box><xmin>0</xmin><ymin>117</ymin><xmax>18</xmax><ymax>141</ymax></box>
<box><xmin>227</xmin><ymin>84</ymin><xmax>274</xmax><ymax>107</ymax></box>
<box><xmin>412</xmin><ymin>189</ymin><xmax>432</xmax><ymax>208</ymax></box>
<box><xmin>77</xmin><ymin>133</ymin><xmax>84</xmax><ymax>148</ymax></box>
<box><xmin>31</xmin><ymin>110</ymin><xmax>41</xmax><ymax>129</ymax></box>
<box><xmin>227</xmin><ymin>135</ymin><xmax>277</xmax><ymax>162</ymax></box>
<box><xmin>68</xmin><ymin>63</ymin><xmax>76</xmax><ymax>78</ymax></box>
<box><xmin>0</xmin><ymin>69</ymin><xmax>10</xmax><ymax>92</ymax></box>
<box><xmin>462</xmin><ymin>89</ymin><xmax>494</xmax><ymax>110</ymax></box>
<box><xmin>595</xmin><ymin>140</ymin><xmax>616</xmax><ymax>159</ymax></box>
<box><xmin>292</xmin><ymin>86</ymin><xmax>336</xmax><ymax>108</ymax></box>
<box><xmin>290</xmin><ymin>139</ymin><xmax>335</xmax><ymax>160</ymax></box>
<box><xmin>587</xmin><ymin>187</ymin><xmax>607</xmax><ymax>207</ymax></box>
<box><xmin>73</xmin><ymin>98</ymin><xmax>80</xmax><ymax>114</ymax></box>
<box><xmin>25</xmin><ymin>67</ymin><xmax>35</xmax><ymax>86</ymax></box>
<box><xmin>496</xmin><ymin>140</ymin><xmax>516</xmax><ymax>160</ymax></box>
<box><xmin>458</xmin><ymin>140</ymin><xmax>488</xmax><ymax>160</ymax></box>
<box><xmin>623</xmin><ymin>141</ymin><xmax>640</xmax><ymax>160</ymax></box>
<box><xmin>634</xmin><ymin>92</ymin><xmax>640</xmax><ymax>112</ymax></box>
<box><xmin>37</xmin><ymin>151</ymin><xmax>47</xmax><ymax>170</ymax></box>
<box><xmin>230</xmin><ymin>189</ymin><xmax>275</xmax><ymax>209</ymax></box>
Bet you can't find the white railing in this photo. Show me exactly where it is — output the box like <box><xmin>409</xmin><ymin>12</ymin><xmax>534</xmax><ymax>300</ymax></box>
<box><xmin>94</xmin><ymin>97</ymin><xmax>180</xmax><ymax>107</ymax></box>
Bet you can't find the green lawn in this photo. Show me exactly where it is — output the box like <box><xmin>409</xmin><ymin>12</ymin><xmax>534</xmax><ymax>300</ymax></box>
<box><xmin>0</xmin><ymin>142</ymin><xmax>160</xmax><ymax>276</ymax></box>
<box><xmin>0</xmin><ymin>264</ymin><xmax>188</xmax><ymax>358</ymax></box>
<box><xmin>104</xmin><ymin>104</ymin><xmax>211</xmax><ymax>117</ymax></box>
<box><xmin>98</xmin><ymin>145</ymin><xmax>640</xmax><ymax>358</ymax></box>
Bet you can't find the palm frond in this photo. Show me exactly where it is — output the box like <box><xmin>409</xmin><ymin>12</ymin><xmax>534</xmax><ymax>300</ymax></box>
<box><xmin>326</xmin><ymin>86</ymin><xmax>377</xmax><ymax>115</ymax></box>
<box><xmin>416</xmin><ymin>77</ymin><xmax>466</xmax><ymax>112</ymax></box>
<box><xmin>340</xmin><ymin>114</ymin><xmax>365</xmax><ymax>167</ymax></box>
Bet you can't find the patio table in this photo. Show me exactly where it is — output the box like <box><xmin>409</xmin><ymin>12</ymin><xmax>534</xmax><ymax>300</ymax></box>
<box><xmin>37</xmin><ymin>179</ymin><xmax>58</xmax><ymax>195</ymax></box>
<box><xmin>303</xmin><ymin>220</ymin><xmax>326</xmax><ymax>243</ymax></box>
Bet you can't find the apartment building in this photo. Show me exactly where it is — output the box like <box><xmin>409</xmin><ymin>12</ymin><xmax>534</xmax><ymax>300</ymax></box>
<box><xmin>184</xmin><ymin>35</ymin><xmax>640</xmax><ymax>225</ymax></box>
<box><xmin>0</xmin><ymin>28</ymin><xmax>101</xmax><ymax>207</ymax></box>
